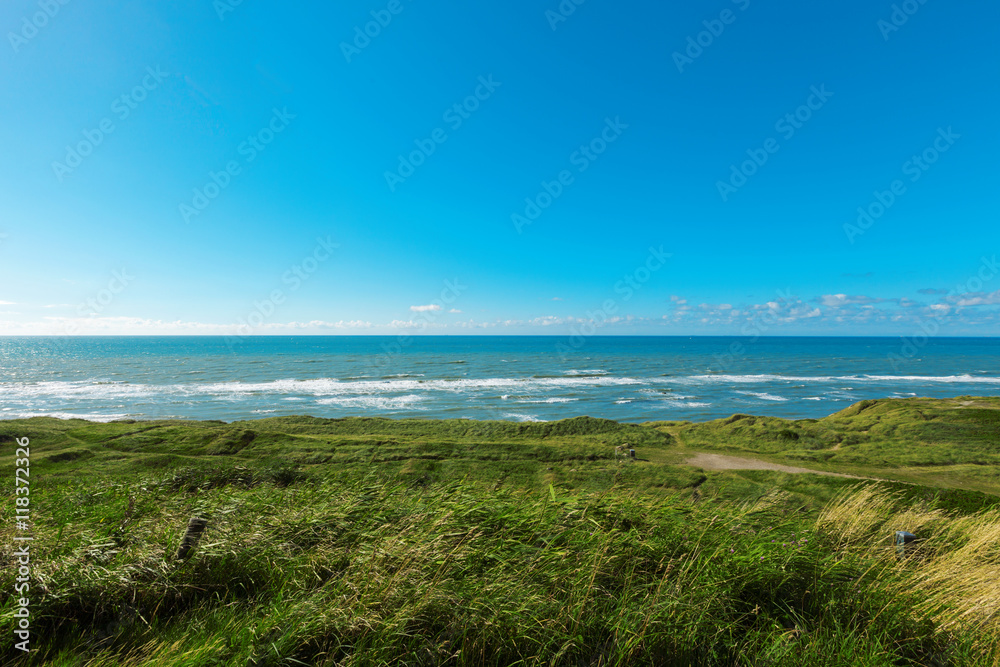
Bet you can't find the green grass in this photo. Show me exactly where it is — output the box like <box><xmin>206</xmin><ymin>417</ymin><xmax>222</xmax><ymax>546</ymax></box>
<box><xmin>2</xmin><ymin>396</ymin><xmax>999</xmax><ymax>666</ymax></box>
<box><xmin>659</xmin><ymin>395</ymin><xmax>1000</xmax><ymax>494</ymax></box>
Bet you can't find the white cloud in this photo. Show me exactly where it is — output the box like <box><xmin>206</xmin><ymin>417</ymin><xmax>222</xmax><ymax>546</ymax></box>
<box><xmin>0</xmin><ymin>316</ymin><xmax>379</xmax><ymax>336</ymax></box>
<box><xmin>528</xmin><ymin>315</ymin><xmax>563</xmax><ymax>326</ymax></box>
<box><xmin>389</xmin><ymin>319</ymin><xmax>447</xmax><ymax>330</ymax></box>
<box><xmin>954</xmin><ymin>290</ymin><xmax>1000</xmax><ymax>307</ymax></box>
<box><xmin>4</xmin><ymin>283</ymin><xmax>997</xmax><ymax>336</ymax></box>
<box><xmin>818</xmin><ymin>294</ymin><xmax>881</xmax><ymax>308</ymax></box>
<box><xmin>0</xmin><ymin>300</ymin><xmax>15</xmax><ymax>305</ymax></box>
<box><xmin>323</xmin><ymin>320</ymin><xmax>373</xmax><ymax>329</ymax></box>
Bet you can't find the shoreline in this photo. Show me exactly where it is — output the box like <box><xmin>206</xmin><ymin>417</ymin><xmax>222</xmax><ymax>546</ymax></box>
<box><xmin>2</xmin><ymin>393</ymin><xmax>998</xmax><ymax>426</ymax></box>
<box><xmin>5</xmin><ymin>396</ymin><xmax>999</xmax><ymax>496</ymax></box>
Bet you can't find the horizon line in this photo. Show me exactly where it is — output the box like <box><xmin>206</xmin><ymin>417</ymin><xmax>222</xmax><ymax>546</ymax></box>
<box><xmin>1</xmin><ymin>334</ymin><xmax>996</xmax><ymax>339</ymax></box>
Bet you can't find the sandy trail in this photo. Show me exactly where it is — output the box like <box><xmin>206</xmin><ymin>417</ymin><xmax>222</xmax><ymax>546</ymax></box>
<box><xmin>684</xmin><ymin>452</ymin><xmax>862</xmax><ymax>478</ymax></box>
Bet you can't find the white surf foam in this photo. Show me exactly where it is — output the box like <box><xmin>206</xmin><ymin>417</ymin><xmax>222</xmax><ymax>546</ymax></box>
<box><xmin>3</xmin><ymin>372</ymin><xmax>997</xmax><ymax>412</ymax></box>
<box><xmin>315</xmin><ymin>395</ymin><xmax>426</xmax><ymax>410</ymax></box>
<box><xmin>737</xmin><ymin>391</ymin><xmax>789</xmax><ymax>402</ymax></box>
<box><xmin>661</xmin><ymin>400</ymin><xmax>711</xmax><ymax>408</ymax></box>
<box><xmin>501</xmin><ymin>412</ymin><xmax>547</xmax><ymax>422</ymax></box>
<box><xmin>4</xmin><ymin>411</ymin><xmax>133</xmax><ymax>422</ymax></box>
<box><xmin>680</xmin><ymin>373</ymin><xmax>1000</xmax><ymax>385</ymax></box>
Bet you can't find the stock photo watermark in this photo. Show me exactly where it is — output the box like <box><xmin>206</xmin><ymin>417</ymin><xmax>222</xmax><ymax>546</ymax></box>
<box><xmin>555</xmin><ymin>246</ymin><xmax>670</xmax><ymax>359</ymax></box>
<box><xmin>512</xmin><ymin>117</ymin><xmax>628</xmax><ymax>233</ymax></box>
<box><xmin>51</xmin><ymin>66</ymin><xmax>170</xmax><ymax>182</ymax></box>
<box><xmin>179</xmin><ymin>107</ymin><xmax>296</xmax><ymax>223</ymax></box>
<box><xmin>716</xmin><ymin>85</ymin><xmax>833</xmax><ymax>202</ymax></box>
<box><xmin>12</xmin><ymin>436</ymin><xmax>33</xmax><ymax>652</ymax></box>
<box><xmin>367</xmin><ymin>279</ymin><xmax>467</xmax><ymax>373</ymax></box>
<box><xmin>8</xmin><ymin>0</ymin><xmax>70</xmax><ymax>53</ymax></box>
<box><xmin>384</xmin><ymin>76</ymin><xmax>501</xmax><ymax>192</ymax></box>
<box><xmin>77</xmin><ymin>269</ymin><xmax>134</xmax><ymax>318</ymax></box>
<box><xmin>888</xmin><ymin>255</ymin><xmax>997</xmax><ymax>371</ymax></box>
<box><xmin>46</xmin><ymin>268</ymin><xmax>135</xmax><ymax>344</ymax></box>
<box><xmin>712</xmin><ymin>289</ymin><xmax>797</xmax><ymax>371</ymax></box>
<box><xmin>214</xmin><ymin>0</ymin><xmax>247</xmax><ymax>21</ymax></box>
<box><xmin>673</xmin><ymin>0</ymin><xmax>752</xmax><ymax>73</ymax></box>
<box><xmin>843</xmin><ymin>126</ymin><xmax>959</xmax><ymax>244</ymax></box>
<box><xmin>545</xmin><ymin>0</ymin><xmax>586</xmax><ymax>31</ymax></box>
<box><xmin>341</xmin><ymin>0</ymin><xmax>413</xmax><ymax>62</ymax></box>
<box><xmin>224</xmin><ymin>236</ymin><xmax>339</xmax><ymax>351</ymax></box>
<box><xmin>878</xmin><ymin>0</ymin><xmax>930</xmax><ymax>41</ymax></box>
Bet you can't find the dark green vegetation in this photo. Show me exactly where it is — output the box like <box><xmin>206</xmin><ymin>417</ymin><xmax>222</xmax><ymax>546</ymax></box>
<box><xmin>1</xmin><ymin>397</ymin><xmax>998</xmax><ymax>666</ymax></box>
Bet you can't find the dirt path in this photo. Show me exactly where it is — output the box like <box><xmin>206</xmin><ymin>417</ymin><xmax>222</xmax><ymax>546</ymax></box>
<box><xmin>684</xmin><ymin>452</ymin><xmax>862</xmax><ymax>478</ymax></box>
<box><xmin>657</xmin><ymin>424</ymin><xmax>869</xmax><ymax>480</ymax></box>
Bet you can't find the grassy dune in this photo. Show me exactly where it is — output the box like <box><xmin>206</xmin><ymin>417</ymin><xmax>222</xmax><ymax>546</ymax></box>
<box><xmin>665</xmin><ymin>395</ymin><xmax>1000</xmax><ymax>496</ymax></box>
<box><xmin>1</xmin><ymin>397</ymin><xmax>999</xmax><ymax>665</ymax></box>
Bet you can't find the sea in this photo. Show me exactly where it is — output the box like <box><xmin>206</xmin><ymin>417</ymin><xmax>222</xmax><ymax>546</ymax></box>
<box><xmin>0</xmin><ymin>336</ymin><xmax>997</xmax><ymax>423</ymax></box>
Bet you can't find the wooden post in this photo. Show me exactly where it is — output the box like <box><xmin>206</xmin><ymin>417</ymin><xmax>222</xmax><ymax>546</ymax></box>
<box><xmin>176</xmin><ymin>516</ymin><xmax>208</xmax><ymax>560</ymax></box>
<box><xmin>895</xmin><ymin>530</ymin><xmax>917</xmax><ymax>558</ymax></box>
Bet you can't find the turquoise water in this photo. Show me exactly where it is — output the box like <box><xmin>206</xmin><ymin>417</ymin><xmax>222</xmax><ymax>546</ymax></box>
<box><xmin>0</xmin><ymin>336</ymin><xmax>997</xmax><ymax>423</ymax></box>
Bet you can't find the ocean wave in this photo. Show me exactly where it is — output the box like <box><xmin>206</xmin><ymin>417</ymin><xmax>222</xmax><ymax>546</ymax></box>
<box><xmin>680</xmin><ymin>373</ymin><xmax>1000</xmax><ymax>385</ymax></box>
<box><xmin>2</xmin><ymin>411</ymin><xmax>133</xmax><ymax>422</ymax></box>
<box><xmin>501</xmin><ymin>412</ymin><xmax>547</xmax><ymax>422</ymax></box>
<box><xmin>0</xmin><ymin>381</ymin><xmax>161</xmax><ymax>399</ymax></box>
<box><xmin>660</xmin><ymin>400</ymin><xmax>711</xmax><ymax>408</ymax></box>
<box><xmin>737</xmin><ymin>391</ymin><xmax>789</xmax><ymax>402</ymax></box>
<box><xmin>315</xmin><ymin>395</ymin><xmax>426</xmax><ymax>410</ymax></box>
<box><xmin>188</xmin><ymin>376</ymin><xmax>646</xmax><ymax>395</ymax></box>
<box><xmin>861</xmin><ymin>374</ymin><xmax>1000</xmax><ymax>384</ymax></box>
<box><xmin>2</xmin><ymin>372</ymin><xmax>998</xmax><ymax>407</ymax></box>
<box><xmin>681</xmin><ymin>374</ymin><xmax>832</xmax><ymax>384</ymax></box>
<box><xmin>515</xmin><ymin>397</ymin><xmax>578</xmax><ymax>404</ymax></box>
<box><xmin>639</xmin><ymin>389</ymin><xmax>697</xmax><ymax>399</ymax></box>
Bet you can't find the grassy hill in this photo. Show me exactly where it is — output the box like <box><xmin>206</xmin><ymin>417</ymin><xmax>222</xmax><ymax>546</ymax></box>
<box><xmin>658</xmin><ymin>395</ymin><xmax>1000</xmax><ymax>496</ymax></box>
<box><xmin>1</xmin><ymin>397</ymin><xmax>998</xmax><ymax>665</ymax></box>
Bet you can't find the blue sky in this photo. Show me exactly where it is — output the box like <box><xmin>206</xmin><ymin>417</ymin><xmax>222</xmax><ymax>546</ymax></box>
<box><xmin>1</xmin><ymin>0</ymin><xmax>998</xmax><ymax>336</ymax></box>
